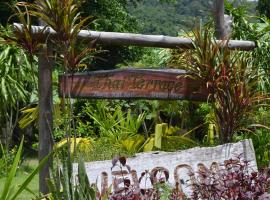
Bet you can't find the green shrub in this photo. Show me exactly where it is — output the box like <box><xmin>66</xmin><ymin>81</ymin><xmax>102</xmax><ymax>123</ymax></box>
<box><xmin>0</xmin><ymin>143</ymin><xmax>17</xmax><ymax>177</ymax></box>
<box><xmin>0</xmin><ymin>137</ymin><xmax>53</xmax><ymax>200</ymax></box>
<box><xmin>47</xmin><ymin>158</ymin><xmax>96</xmax><ymax>200</ymax></box>
<box><xmin>81</xmin><ymin>138</ymin><xmax>129</xmax><ymax>162</ymax></box>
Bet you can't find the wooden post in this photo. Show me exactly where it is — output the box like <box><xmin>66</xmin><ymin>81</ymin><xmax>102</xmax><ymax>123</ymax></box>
<box><xmin>38</xmin><ymin>45</ymin><xmax>53</xmax><ymax>194</ymax></box>
<box><xmin>214</xmin><ymin>0</ymin><xmax>226</xmax><ymax>39</ymax></box>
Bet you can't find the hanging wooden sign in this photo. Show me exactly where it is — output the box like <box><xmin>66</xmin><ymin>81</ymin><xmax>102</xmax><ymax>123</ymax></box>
<box><xmin>59</xmin><ymin>69</ymin><xmax>208</xmax><ymax>101</ymax></box>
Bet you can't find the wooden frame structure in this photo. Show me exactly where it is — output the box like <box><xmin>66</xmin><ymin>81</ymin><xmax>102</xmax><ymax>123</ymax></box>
<box><xmin>13</xmin><ymin>0</ymin><xmax>257</xmax><ymax>194</ymax></box>
<box><xmin>14</xmin><ymin>23</ymin><xmax>256</xmax><ymax>50</ymax></box>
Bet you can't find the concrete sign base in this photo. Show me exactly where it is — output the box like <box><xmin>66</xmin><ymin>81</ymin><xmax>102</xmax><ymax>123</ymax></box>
<box><xmin>73</xmin><ymin>139</ymin><xmax>257</xmax><ymax>196</ymax></box>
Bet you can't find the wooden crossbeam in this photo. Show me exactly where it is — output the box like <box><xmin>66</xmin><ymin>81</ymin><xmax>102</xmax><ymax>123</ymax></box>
<box><xmin>13</xmin><ymin>23</ymin><xmax>256</xmax><ymax>51</ymax></box>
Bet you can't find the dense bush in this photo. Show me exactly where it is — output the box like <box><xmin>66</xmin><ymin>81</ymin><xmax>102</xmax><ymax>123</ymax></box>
<box><xmin>192</xmin><ymin>156</ymin><xmax>270</xmax><ymax>199</ymax></box>
<box><xmin>0</xmin><ymin>143</ymin><xmax>17</xmax><ymax>177</ymax></box>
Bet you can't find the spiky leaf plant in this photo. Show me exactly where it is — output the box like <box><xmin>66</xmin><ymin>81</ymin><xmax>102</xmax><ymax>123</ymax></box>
<box><xmin>22</xmin><ymin>0</ymin><xmax>95</xmax><ymax>71</ymax></box>
<box><xmin>47</xmin><ymin>157</ymin><xmax>96</xmax><ymax>200</ymax></box>
<box><xmin>0</xmin><ymin>137</ymin><xmax>54</xmax><ymax>200</ymax></box>
<box><xmin>1</xmin><ymin>4</ymin><xmax>46</xmax><ymax>58</ymax></box>
<box><xmin>173</xmin><ymin>28</ymin><xmax>270</xmax><ymax>144</ymax></box>
<box><xmin>0</xmin><ymin>0</ymin><xmax>97</xmax><ymax>195</ymax></box>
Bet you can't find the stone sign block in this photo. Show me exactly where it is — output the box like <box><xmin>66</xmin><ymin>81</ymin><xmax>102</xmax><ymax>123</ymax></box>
<box><xmin>73</xmin><ymin>139</ymin><xmax>257</xmax><ymax>196</ymax></box>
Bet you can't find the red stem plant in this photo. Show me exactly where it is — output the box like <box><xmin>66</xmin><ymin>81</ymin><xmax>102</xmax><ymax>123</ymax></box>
<box><xmin>174</xmin><ymin>28</ymin><xmax>269</xmax><ymax>144</ymax></box>
<box><xmin>0</xmin><ymin>0</ymin><xmax>97</xmax><ymax>165</ymax></box>
<box><xmin>23</xmin><ymin>0</ymin><xmax>95</xmax><ymax>71</ymax></box>
<box><xmin>191</xmin><ymin>156</ymin><xmax>270</xmax><ymax>199</ymax></box>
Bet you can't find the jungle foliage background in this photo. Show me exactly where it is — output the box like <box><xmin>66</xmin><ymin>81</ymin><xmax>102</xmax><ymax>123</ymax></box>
<box><xmin>0</xmin><ymin>0</ymin><xmax>270</xmax><ymax>183</ymax></box>
<box><xmin>0</xmin><ymin>0</ymin><xmax>268</xmax><ymax>157</ymax></box>
<box><xmin>1</xmin><ymin>0</ymin><xmax>270</xmax><ymax>198</ymax></box>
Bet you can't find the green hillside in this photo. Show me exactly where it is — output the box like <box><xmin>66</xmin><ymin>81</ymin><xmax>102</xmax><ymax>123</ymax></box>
<box><xmin>128</xmin><ymin>0</ymin><xmax>258</xmax><ymax>36</ymax></box>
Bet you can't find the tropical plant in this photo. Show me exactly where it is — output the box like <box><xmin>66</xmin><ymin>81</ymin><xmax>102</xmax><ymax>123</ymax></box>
<box><xmin>83</xmin><ymin>100</ymin><xmax>145</xmax><ymax>144</ymax></box>
<box><xmin>126</xmin><ymin>48</ymin><xmax>171</xmax><ymax>68</ymax></box>
<box><xmin>55</xmin><ymin>137</ymin><xmax>94</xmax><ymax>160</ymax></box>
<box><xmin>0</xmin><ymin>137</ymin><xmax>53</xmax><ymax>200</ymax></box>
<box><xmin>0</xmin><ymin>41</ymin><xmax>36</xmax><ymax>149</ymax></box>
<box><xmin>4</xmin><ymin>0</ymin><xmax>97</xmax><ymax>140</ymax></box>
<box><xmin>191</xmin><ymin>156</ymin><xmax>270</xmax><ymax>199</ymax></box>
<box><xmin>0</xmin><ymin>0</ymin><xmax>99</xmax><ymax>195</ymax></box>
<box><xmin>83</xmin><ymin>138</ymin><xmax>126</xmax><ymax>162</ymax></box>
<box><xmin>0</xmin><ymin>142</ymin><xmax>17</xmax><ymax>177</ymax></box>
<box><xmin>234</xmin><ymin>128</ymin><xmax>270</xmax><ymax>169</ymax></box>
<box><xmin>225</xmin><ymin>1</ymin><xmax>270</xmax><ymax>92</ymax></box>
<box><xmin>121</xmin><ymin>134</ymin><xmax>145</xmax><ymax>155</ymax></box>
<box><xmin>172</xmin><ymin>28</ymin><xmax>270</xmax><ymax>144</ymax></box>
<box><xmin>19</xmin><ymin>0</ymin><xmax>95</xmax><ymax>72</ymax></box>
<box><xmin>195</xmin><ymin>103</ymin><xmax>219</xmax><ymax>146</ymax></box>
<box><xmin>143</xmin><ymin>123</ymin><xmax>197</xmax><ymax>152</ymax></box>
<box><xmin>2</xmin><ymin>4</ymin><xmax>45</xmax><ymax>59</ymax></box>
<box><xmin>46</xmin><ymin>157</ymin><xmax>96</xmax><ymax>200</ymax></box>
<box><xmin>18</xmin><ymin>70</ymin><xmax>66</xmax><ymax>131</ymax></box>
<box><xmin>225</xmin><ymin>1</ymin><xmax>263</xmax><ymax>41</ymax></box>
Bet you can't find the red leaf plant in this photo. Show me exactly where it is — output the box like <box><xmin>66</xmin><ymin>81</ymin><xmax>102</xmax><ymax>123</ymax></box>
<box><xmin>191</xmin><ymin>156</ymin><xmax>270</xmax><ymax>200</ymax></box>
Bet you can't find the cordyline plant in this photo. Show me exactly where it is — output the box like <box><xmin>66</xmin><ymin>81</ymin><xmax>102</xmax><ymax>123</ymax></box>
<box><xmin>18</xmin><ymin>0</ymin><xmax>95</xmax><ymax>71</ymax></box>
<box><xmin>107</xmin><ymin>156</ymin><xmax>270</xmax><ymax>200</ymax></box>
<box><xmin>1</xmin><ymin>0</ymin><xmax>95</xmax><ymax>72</ymax></box>
<box><xmin>172</xmin><ymin>28</ymin><xmax>270</xmax><ymax>144</ymax></box>
<box><xmin>1</xmin><ymin>4</ymin><xmax>45</xmax><ymax>58</ymax></box>
<box><xmin>2</xmin><ymin>0</ymin><xmax>97</xmax><ymax>129</ymax></box>
<box><xmin>0</xmin><ymin>3</ymin><xmax>47</xmax><ymax>90</ymax></box>
<box><xmin>0</xmin><ymin>0</ymin><xmax>97</xmax><ymax>195</ymax></box>
<box><xmin>191</xmin><ymin>156</ymin><xmax>270</xmax><ymax>200</ymax></box>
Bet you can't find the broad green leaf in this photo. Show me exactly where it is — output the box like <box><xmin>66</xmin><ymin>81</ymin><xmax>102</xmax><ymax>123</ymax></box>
<box><xmin>154</xmin><ymin>124</ymin><xmax>164</xmax><ymax>149</ymax></box>
<box><xmin>144</xmin><ymin>138</ymin><xmax>154</xmax><ymax>152</ymax></box>
<box><xmin>10</xmin><ymin>150</ymin><xmax>54</xmax><ymax>200</ymax></box>
<box><xmin>0</xmin><ymin>136</ymin><xmax>24</xmax><ymax>200</ymax></box>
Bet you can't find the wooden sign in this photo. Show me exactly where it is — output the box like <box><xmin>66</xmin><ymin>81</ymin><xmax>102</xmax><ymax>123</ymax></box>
<box><xmin>59</xmin><ymin>69</ymin><xmax>208</xmax><ymax>101</ymax></box>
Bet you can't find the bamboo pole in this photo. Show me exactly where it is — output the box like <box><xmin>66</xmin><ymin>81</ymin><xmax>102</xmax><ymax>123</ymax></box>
<box><xmin>13</xmin><ymin>23</ymin><xmax>256</xmax><ymax>51</ymax></box>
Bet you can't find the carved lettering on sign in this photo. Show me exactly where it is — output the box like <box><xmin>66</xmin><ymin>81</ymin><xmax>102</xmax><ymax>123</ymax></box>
<box><xmin>98</xmin><ymin>159</ymin><xmax>257</xmax><ymax>198</ymax></box>
<box><xmin>59</xmin><ymin>69</ymin><xmax>208</xmax><ymax>100</ymax></box>
<box><xmin>73</xmin><ymin>139</ymin><xmax>257</xmax><ymax>197</ymax></box>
